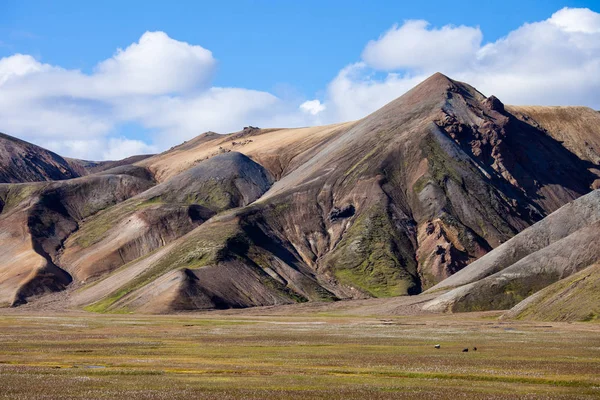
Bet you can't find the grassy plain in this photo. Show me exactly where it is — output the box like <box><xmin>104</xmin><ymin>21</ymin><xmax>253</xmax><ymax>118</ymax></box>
<box><xmin>0</xmin><ymin>308</ymin><xmax>598</xmax><ymax>399</ymax></box>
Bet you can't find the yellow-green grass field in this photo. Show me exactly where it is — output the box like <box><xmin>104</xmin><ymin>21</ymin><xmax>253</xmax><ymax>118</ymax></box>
<box><xmin>0</xmin><ymin>309</ymin><xmax>599</xmax><ymax>399</ymax></box>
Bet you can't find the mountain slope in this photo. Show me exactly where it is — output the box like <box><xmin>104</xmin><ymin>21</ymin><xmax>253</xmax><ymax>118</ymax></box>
<box><xmin>423</xmin><ymin>190</ymin><xmax>600</xmax><ymax>313</ymax></box>
<box><xmin>504</xmin><ymin>263</ymin><xmax>600</xmax><ymax>322</ymax></box>
<box><xmin>0</xmin><ymin>172</ymin><xmax>154</xmax><ymax>306</ymax></box>
<box><xmin>2</xmin><ymin>73</ymin><xmax>600</xmax><ymax>313</ymax></box>
<box><xmin>426</xmin><ymin>189</ymin><xmax>600</xmax><ymax>292</ymax></box>
<box><xmin>0</xmin><ymin>132</ymin><xmax>82</xmax><ymax>183</ymax></box>
<box><xmin>59</xmin><ymin>152</ymin><xmax>273</xmax><ymax>283</ymax></box>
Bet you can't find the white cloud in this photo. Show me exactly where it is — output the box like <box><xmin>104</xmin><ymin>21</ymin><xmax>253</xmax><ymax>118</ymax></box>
<box><xmin>548</xmin><ymin>7</ymin><xmax>600</xmax><ymax>33</ymax></box>
<box><xmin>324</xmin><ymin>63</ymin><xmax>425</xmax><ymax>121</ymax></box>
<box><xmin>102</xmin><ymin>138</ymin><xmax>158</xmax><ymax>160</ymax></box>
<box><xmin>93</xmin><ymin>31</ymin><xmax>215</xmax><ymax>97</ymax></box>
<box><xmin>117</xmin><ymin>88</ymin><xmax>280</xmax><ymax>147</ymax></box>
<box><xmin>362</xmin><ymin>20</ymin><xmax>482</xmax><ymax>71</ymax></box>
<box><xmin>319</xmin><ymin>7</ymin><xmax>600</xmax><ymax>121</ymax></box>
<box><xmin>0</xmin><ymin>31</ymin><xmax>279</xmax><ymax>160</ymax></box>
<box><xmin>36</xmin><ymin>137</ymin><xmax>157</xmax><ymax>161</ymax></box>
<box><xmin>0</xmin><ymin>32</ymin><xmax>216</xmax><ymax>100</ymax></box>
<box><xmin>0</xmin><ymin>54</ymin><xmax>51</xmax><ymax>85</ymax></box>
<box><xmin>299</xmin><ymin>99</ymin><xmax>326</xmax><ymax>115</ymax></box>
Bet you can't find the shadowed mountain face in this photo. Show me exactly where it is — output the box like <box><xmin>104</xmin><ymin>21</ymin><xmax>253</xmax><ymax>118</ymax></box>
<box><xmin>1</xmin><ymin>73</ymin><xmax>599</xmax><ymax>313</ymax></box>
<box><xmin>0</xmin><ymin>133</ymin><xmax>82</xmax><ymax>183</ymax></box>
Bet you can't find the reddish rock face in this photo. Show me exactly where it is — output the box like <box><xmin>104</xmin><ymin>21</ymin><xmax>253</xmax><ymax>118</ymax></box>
<box><xmin>482</xmin><ymin>95</ymin><xmax>505</xmax><ymax>113</ymax></box>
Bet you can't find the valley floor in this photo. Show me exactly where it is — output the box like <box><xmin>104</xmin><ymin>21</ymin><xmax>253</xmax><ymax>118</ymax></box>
<box><xmin>0</xmin><ymin>304</ymin><xmax>599</xmax><ymax>399</ymax></box>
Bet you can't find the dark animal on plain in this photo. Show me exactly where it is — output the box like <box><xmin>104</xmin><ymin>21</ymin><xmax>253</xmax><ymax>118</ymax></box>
<box><xmin>462</xmin><ymin>348</ymin><xmax>469</xmax><ymax>352</ymax></box>
<box><xmin>473</xmin><ymin>347</ymin><xmax>477</xmax><ymax>351</ymax></box>
<box><xmin>434</xmin><ymin>344</ymin><xmax>440</xmax><ymax>349</ymax></box>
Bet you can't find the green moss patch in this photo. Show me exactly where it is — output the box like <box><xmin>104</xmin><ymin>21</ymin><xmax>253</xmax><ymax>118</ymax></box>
<box><xmin>327</xmin><ymin>205</ymin><xmax>418</xmax><ymax>297</ymax></box>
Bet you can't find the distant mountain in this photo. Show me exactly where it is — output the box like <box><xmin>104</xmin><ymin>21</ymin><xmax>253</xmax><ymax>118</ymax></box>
<box><xmin>0</xmin><ymin>132</ymin><xmax>82</xmax><ymax>183</ymax></box>
<box><xmin>66</xmin><ymin>154</ymin><xmax>154</xmax><ymax>175</ymax></box>
<box><xmin>1</xmin><ymin>73</ymin><xmax>599</xmax><ymax>313</ymax></box>
<box><xmin>0</xmin><ymin>131</ymin><xmax>155</xmax><ymax>183</ymax></box>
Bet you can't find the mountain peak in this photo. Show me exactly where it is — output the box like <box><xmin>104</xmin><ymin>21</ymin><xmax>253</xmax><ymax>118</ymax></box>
<box><xmin>425</xmin><ymin>71</ymin><xmax>452</xmax><ymax>82</ymax></box>
<box><xmin>390</xmin><ymin>72</ymin><xmax>487</xmax><ymax>109</ymax></box>
<box><xmin>365</xmin><ymin>72</ymin><xmax>465</xmax><ymax>118</ymax></box>
<box><xmin>416</xmin><ymin>72</ymin><xmax>455</xmax><ymax>90</ymax></box>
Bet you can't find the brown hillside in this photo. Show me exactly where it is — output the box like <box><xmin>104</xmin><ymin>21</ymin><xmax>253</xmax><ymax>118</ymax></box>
<box><xmin>1</xmin><ymin>73</ymin><xmax>600</xmax><ymax>313</ymax></box>
<box><xmin>0</xmin><ymin>133</ymin><xmax>82</xmax><ymax>183</ymax></box>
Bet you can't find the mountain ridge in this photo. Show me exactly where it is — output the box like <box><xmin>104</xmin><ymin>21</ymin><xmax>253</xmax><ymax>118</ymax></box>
<box><xmin>1</xmin><ymin>72</ymin><xmax>599</xmax><ymax>315</ymax></box>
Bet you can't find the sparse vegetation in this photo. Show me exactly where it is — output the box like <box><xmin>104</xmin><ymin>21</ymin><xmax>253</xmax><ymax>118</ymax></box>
<box><xmin>84</xmin><ymin>220</ymin><xmax>241</xmax><ymax>312</ymax></box>
<box><xmin>328</xmin><ymin>205</ymin><xmax>418</xmax><ymax>296</ymax></box>
<box><xmin>0</xmin><ymin>311</ymin><xmax>598</xmax><ymax>399</ymax></box>
<box><xmin>510</xmin><ymin>264</ymin><xmax>600</xmax><ymax>322</ymax></box>
<box><xmin>73</xmin><ymin>198</ymin><xmax>159</xmax><ymax>248</ymax></box>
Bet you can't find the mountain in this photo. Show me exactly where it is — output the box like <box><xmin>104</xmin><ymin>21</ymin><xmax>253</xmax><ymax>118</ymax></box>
<box><xmin>0</xmin><ymin>132</ymin><xmax>82</xmax><ymax>183</ymax></box>
<box><xmin>0</xmin><ymin>171</ymin><xmax>154</xmax><ymax>307</ymax></box>
<box><xmin>61</xmin><ymin>152</ymin><xmax>272</xmax><ymax>284</ymax></box>
<box><xmin>66</xmin><ymin>154</ymin><xmax>155</xmax><ymax>175</ymax></box>
<box><xmin>1</xmin><ymin>73</ymin><xmax>600</xmax><ymax>313</ymax></box>
<box><xmin>0</xmin><ymin>131</ymin><xmax>155</xmax><ymax>182</ymax></box>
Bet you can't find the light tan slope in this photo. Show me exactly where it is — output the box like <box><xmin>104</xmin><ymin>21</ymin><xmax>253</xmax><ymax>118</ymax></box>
<box><xmin>137</xmin><ymin>123</ymin><xmax>355</xmax><ymax>183</ymax></box>
<box><xmin>0</xmin><ymin>211</ymin><xmax>59</xmax><ymax>307</ymax></box>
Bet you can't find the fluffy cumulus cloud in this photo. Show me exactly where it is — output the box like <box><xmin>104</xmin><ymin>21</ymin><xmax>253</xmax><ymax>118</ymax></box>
<box><xmin>549</xmin><ymin>7</ymin><xmax>600</xmax><ymax>33</ymax></box>
<box><xmin>361</xmin><ymin>20</ymin><xmax>482</xmax><ymax>71</ymax></box>
<box><xmin>319</xmin><ymin>7</ymin><xmax>600</xmax><ymax>121</ymax></box>
<box><xmin>0</xmin><ymin>31</ymin><xmax>285</xmax><ymax>160</ymax></box>
<box><xmin>93</xmin><ymin>31</ymin><xmax>215</xmax><ymax>97</ymax></box>
<box><xmin>1</xmin><ymin>8</ymin><xmax>599</xmax><ymax>160</ymax></box>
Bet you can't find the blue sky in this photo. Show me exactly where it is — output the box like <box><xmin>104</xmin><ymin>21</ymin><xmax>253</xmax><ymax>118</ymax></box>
<box><xmin>0</xmin><ymin>1</ymin><xmax>599</xmax><ymax>160</ymax></box>
<box><xmin>1</xmin><ymin>0</ymin><xmax>591</xmax><ymax>94</ymax></box>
